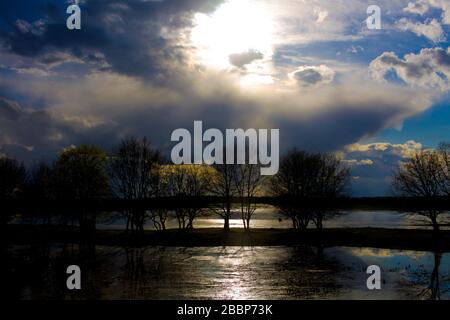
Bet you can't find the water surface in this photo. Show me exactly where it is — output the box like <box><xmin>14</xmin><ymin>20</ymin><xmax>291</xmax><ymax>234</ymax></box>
<box><xmin>95</xmin><ymin>207</ymin><xmax>450</xmax><ymax>230</ymax></box>
<box><xmin>5</xmin><ymin>244</ymin><xmax>450</xmax><ymax>300</ymax></box>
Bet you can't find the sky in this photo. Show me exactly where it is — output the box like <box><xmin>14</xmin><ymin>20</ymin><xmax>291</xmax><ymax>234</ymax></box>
<box><xmin>0</xmin><ymin>0</ymin><xmax>449</xmax><ymax>196</ymax></box>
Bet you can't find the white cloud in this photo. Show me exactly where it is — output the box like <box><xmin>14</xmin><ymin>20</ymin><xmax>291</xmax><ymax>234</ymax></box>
<box><xmin>345</xmin><ymin>140</ymin><xmax>424</xmax><ymax>158</ymax></box>
<box><xmin>343</xmin><ymin>159</ymin><xmax>374</xmax><ymax>166</ymax></box>
<box><xmin>403</xmin><ymin>1</ymin><xmax>430</xmax><ymax>15</ymax></box>
<box><xmin>347</xmin><ymin>45</ymin><xmax>364</xmax><ymax>54</ymax></box>
<box><xmin>426</xmin><ymin>0</ymin><xmax>450</xmax><ymax>24</ymax></box>
<box><xmin>397</xmin><ymin>18</ymin><xmax>445</xmax><ymax>42</ymax></box>
<box><xmin>370</xmin><ymin>47</ymin><xmax>450</xmax><ymax>92</ymax></box>
<box><xmin>403</xmin><ymin>0</ymin><xmax>450</xmax><ymax>24</ymax></box>
<box><xmin>313</xmin><ymin>7</ymin><xmax>328</xmax><ymax>23</ymax></box>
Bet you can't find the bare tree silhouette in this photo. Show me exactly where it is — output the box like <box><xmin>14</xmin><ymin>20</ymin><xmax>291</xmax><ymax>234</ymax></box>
<box><xmin>26</xmin><ymin>161</ymin><xmax>54</xmax><ymax>201</ymax></box>
<box><xmin>271</xmin><ymin>149</ymin><xmax>350</xmax><ymax>231</ymax></box>
<box><xmin>392</xmin><ymin>149</ymin><xmax>448</xmax><ymax>234</ymax></box>
<box><xmin>0</xmin><ymin>156</ymin><xmax>27</xmax><ymax>198</ymax></box>
<box><xmin>233</xmin><ymin>164</ymin><xmax>262</xmax><ymax>230</ymax></box>
<box><xmin>0</xmin><ymin>156</ymin><xmax>27</xmax><ymax>225</ymax></box>
<box><xmin>161</xmin><ymin>164</ymin><xmax>212</xmax><ymax>229</ymax></box>
<box><xmin>109</xmin><ymin>137</ymin><xmax>161</xmax><ymax>234</ymax></box>
<box><xmin>210</xmin><ymin>161</ymin><xmax>238</xmax><ymax>231</ymax></box>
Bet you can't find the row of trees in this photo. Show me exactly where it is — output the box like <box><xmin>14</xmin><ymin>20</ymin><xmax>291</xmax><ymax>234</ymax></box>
<box><xmin>0</xmin><ymin>137</ymin><xmax>352</xmax><ymax>233</ymax></box>
<box><xmin>4</xmin><ymin>137</ymin><xmax>450</xmax><ymax>234</ymax></box>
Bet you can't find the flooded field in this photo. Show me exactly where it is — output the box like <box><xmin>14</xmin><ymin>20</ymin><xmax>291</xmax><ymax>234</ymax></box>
<box><xmin>4</xmin><ymin>244</ymin><xmax>449</xmax><ymax>300</ymax></box>
<box><xmin>94</xmin><ymin>207</ymin><xmax>450</xmax><ymax>230</ymax></box>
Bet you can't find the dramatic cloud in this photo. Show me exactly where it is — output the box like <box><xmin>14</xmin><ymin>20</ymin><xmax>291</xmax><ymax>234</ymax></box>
<box><xmin>0</xmin><ymin>0</ymin><xmax>438</xmax><ymax>156</ymax></box>
<box><xmin>11</xmin><ymin>70</ymin><xmax>432</xmax><ymax>151</ymax></box>
<box><xmin>0</xmin><ymin>0</ymin><xmax>448</xmax><ymax>195</ymax></box>
<box><xmin>0</xmin><ymin>0</ymin><xmax>225</xmax><ymax>82</ymax></box>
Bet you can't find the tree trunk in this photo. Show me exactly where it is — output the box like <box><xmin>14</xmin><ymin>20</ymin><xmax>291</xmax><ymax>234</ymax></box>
<box><xmin>126</xmin><ymin>214</ymin><xmax>130</xmax><ymax>233</ymax></box>
<box><xmin>161</xmin><ymin>216</ymin><xmax>166</xmax><ymax>230</ymax></box>
<box><xmin>431</xmin><ymin>215</ymin><xmax>440</xmax><ymax>235</ymax></box>
<box><xmin>224</xmin><ymin>200</ymin><xmax>231</xmax><ymax>231</ymax></box>
<box><xmin>291</xmin><ymin>217</ymin><xmax>297</xmax><ymax>229</ymax></box>
<box><xmin>223</xmin><ymin>216</ymin><xmax>230</xmax><ymax>231</ymax></box>
<box><xmin>316</xmin><ymin>218</ymin><xmax>323</xmax><ymax>231</ymax></box>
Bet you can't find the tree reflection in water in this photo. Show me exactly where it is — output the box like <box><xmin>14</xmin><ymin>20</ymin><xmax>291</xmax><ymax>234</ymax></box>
<box><xmin>417</xmin><ymin>251</ymin><xmax>450</xmax><ymax>300</ymax></box>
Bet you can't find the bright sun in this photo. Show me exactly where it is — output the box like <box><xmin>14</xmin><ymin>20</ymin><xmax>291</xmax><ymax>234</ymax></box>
<box><xmin>191</xmin><ymin>0</ymin><xmax>275</xmax><ymax>71</ymax></box>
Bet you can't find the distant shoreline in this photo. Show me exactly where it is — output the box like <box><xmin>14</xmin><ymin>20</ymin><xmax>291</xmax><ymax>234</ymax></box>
<box><xmin>4</xmin><ymin>196</ymin><xmax>450</xmax><ymax>213</ymax></box>
<box><xmin>4</xmin><ymin>225</ymin><xmax>450</xmax><ymax>252</ymax></box>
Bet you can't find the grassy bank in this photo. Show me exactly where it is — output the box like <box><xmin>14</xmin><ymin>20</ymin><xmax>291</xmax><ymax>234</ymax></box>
<box><xmin>4</xmin><ymin>225</ymin><xmax>450</xmax><ymax>252</ymax></box>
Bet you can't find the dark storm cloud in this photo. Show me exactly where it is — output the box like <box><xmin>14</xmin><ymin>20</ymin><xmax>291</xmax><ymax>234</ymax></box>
<box><xmin>0</xmin><ymin>97</ymin><xmax>56</xmax><ymax>145</ymax></box>
<box><xmin>18</xmin><ymin>70</ymin><xmax>428</xmax><ymax>158</ymax></box>
<box><xmin>0</xmin><ymin>94</ymin><xmax>130</xmax><ymax>164</ymax></box>
<box><xmin>273</xmin><ymin>97</ymin><xmax>422</xmax><ymax>152</ymax></box>
<box><xmin>0</xmin><ymin>0</ymin><xmax>224</xmax><ymax>81</ymax></box>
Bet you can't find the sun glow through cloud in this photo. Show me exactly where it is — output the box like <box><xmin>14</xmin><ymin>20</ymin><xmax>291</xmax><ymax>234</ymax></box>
<box><xmin>191</xmin><ymin>0</ymin><xmax>275</xmax><ymax>74</ymax></box>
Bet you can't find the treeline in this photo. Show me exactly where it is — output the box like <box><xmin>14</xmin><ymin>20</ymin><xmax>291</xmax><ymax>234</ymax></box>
<box><xmin>3</xmin><ymin>137</ymin><xmax>450</xmax><ymax>235</ymax></box>
<box><xmin>0</xmin><ymin>136</ymin><xmax>351</xmax><ymax>233</ymax></box>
